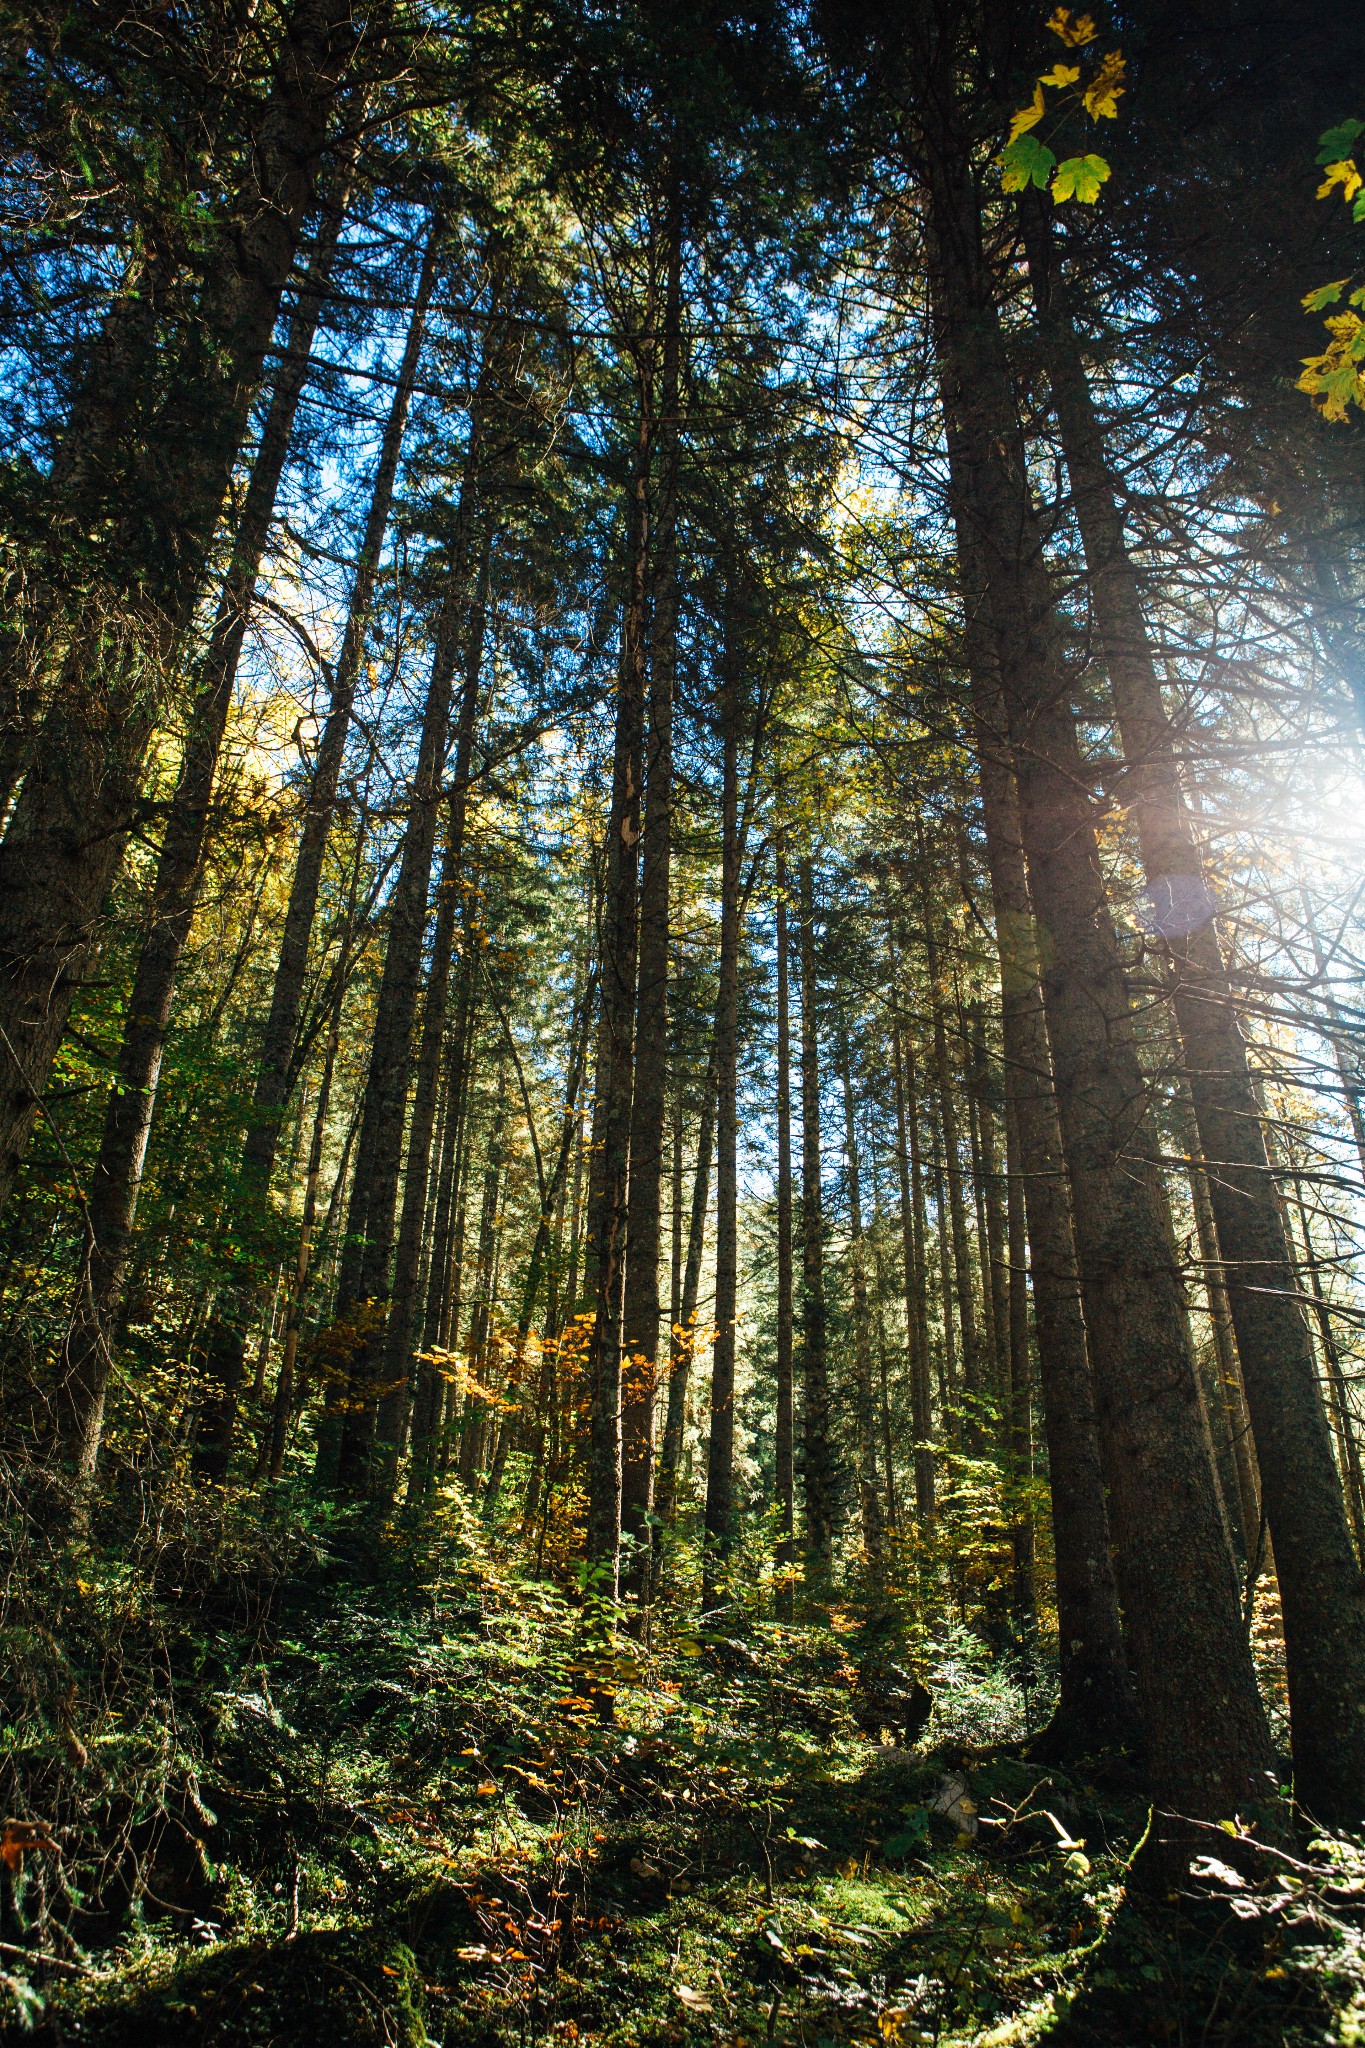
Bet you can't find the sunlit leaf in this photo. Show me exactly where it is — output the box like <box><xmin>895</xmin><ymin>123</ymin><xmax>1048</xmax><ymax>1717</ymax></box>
<box><xmin>1000</xmin><ymin>134</ymin><xmax>1057</xmax><ymax>192</ymax></box>
<box><xmin>1051</xmin><ymin>154</ymin><xmax>1111</xmax><ymax>203</ymax></box>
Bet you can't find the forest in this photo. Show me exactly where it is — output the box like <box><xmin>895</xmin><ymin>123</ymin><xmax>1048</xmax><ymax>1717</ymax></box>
<box><xmin>2</xmin><ymin>0</ymin><xmax>1365</xmax><ymax>2040</ymax></box>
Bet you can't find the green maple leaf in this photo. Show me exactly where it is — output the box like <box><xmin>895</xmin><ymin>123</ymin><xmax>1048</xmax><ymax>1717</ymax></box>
<box><xmin>1317</xmin><ymin>118</ymin><xmax>1365</xmax><ymax>167</ymax></box>
<box><xmin>1000</xmin><ymin>134</ymin><xmax>1058</xmax><ymax>192</ymax></box>
<box><xmin>1051</xmin><ymin>153</ymin><xmax>1111</xmax><ymax>203</ymax></box>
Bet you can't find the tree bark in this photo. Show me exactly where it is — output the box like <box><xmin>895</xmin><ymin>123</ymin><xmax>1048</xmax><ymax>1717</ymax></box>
<box><xmin>368</xmin><ymin>499</ymin><xmax>493</xmax><ymax>1499</ymax></box>
<box><xmin>194</xmin><ymin>225</ymin><xmax>448</xmax><ymax>1473</ymax></box>
<box><xmin>583</xmin><ymin>388</ymin><xmax>652</xmax><ymax>1595</ymax></box>
<box><xmin>924</xmin><ymin>137</ymin><xmax>1272</xmax><ymax>1823</ymax></box>
<box><xmin>797</xmin><ymin>854</ymin><xmax>834</xmax><ymax>1590</ymax></box>
<box><xmin>267</xmin><ymin>1002</ymin><xmax>341</xmax><ymax>1478</ymax></box>
<box><xmin>839</xmin><ymin>1024</ymin><xmax>884</xmax><ymax>1576</ymax></box>
<box><xmin>408</xmin><ymin>957</ymin><xmax>479</xmax><ymax>1504</ymax></box>
<box><xmin>621</xmin><ymin>201</ymin><xmax>683</xmax><ymax>1587</ymax></box>
<box><xmin>655</xmin><ymin>1048</ymin><xmax>718</xmax><ymax>1535</ymax></box>
<box><xmin>890</xmin><ymin>1010</ymin><xmax>934</xmax><ymax>1526</ymax></box>
<box><xmin>333</xmin><ymin>534</ymin><xmax>491</xmax><ymax>1493</ymax></box>
<box><xmin>0</xmin><ymin>0</ymin><xmax>358</xmax><ymax>1215</ymax></box>
<box><xmin>774</xmin><ymin>839</ymin><xmax>797</xmax><ymax>1617</ymax></box>
<box><xmin>702</xmin><ymin>678</ymin><xmax>741</xmax><ymax>1610</ymax></box>
<box><xmin>1025</xmin><ymin>204</ymin><xmax>1365</xmax><ymax>1824</ymax></box>
<box><xmin>53</xmin><ymin>163</ymin><xmax>365</xmax><ymax>1474</ymax></box>
<box><xmin>923</xmin><ymin>907</ymin><xmax>980</xmax><ymax>1418</ymax></box>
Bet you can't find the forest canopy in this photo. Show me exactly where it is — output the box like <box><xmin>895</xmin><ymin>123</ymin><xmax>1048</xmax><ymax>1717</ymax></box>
<box><xmin>2</xmin><ymin>0</ymin><xmax>1365</xmax><ymax>2042</ymax></box>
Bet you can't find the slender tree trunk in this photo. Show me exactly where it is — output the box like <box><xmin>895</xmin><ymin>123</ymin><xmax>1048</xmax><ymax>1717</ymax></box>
<box><xmin>924</xmin><ymin>137</ymin><xmax>1272</xmax><ymax>1823</ymax></box>
<box><xmin>797</xmin><ymin>855</ymin><xmax>834</xmax><ymax>1589</ymax></box>
<box><xmin>487</xmin><ymin>967</ymin><xmax>593</xmax><ymax>1512</ymax></box>
<box><xmin>774</xmin><ymin>841</ymin><xmax>797</xmax><ymax>1617</ymax></box>
<box><xmin>1002</xmin><ymin>1081</ymin><xmax>1035</xmax><ymax>1619</ymax></box>
<box><xmin>839</xmin><ymin>1025</ymin><xmax>884</xmax><ymax>1576</ymax></box>
<box><xmin>929</xmin><ymin>1113</ymin><xmax>957</xmax><ymax>1418</ymax></box>
<box><xmin>408</xmin><ymin>965</ymin><xmax>478</xmax><ymax>1504</ymax></box>
<box><xmin>584</xmin><ymin>386</ymin><xmax>653</xmax><ymax>1596</ymax></box>
<box><xmin>459</xmin><ymin>1082</ymin><xmax>506</xmax><ymax>1484</ymax></box>
<box><xmin>333</xmin><ymin>539</ymin><xmax>490</xmax><ymax>1494</ymax></box>
<box><xmin>703</xmin><ymin>682</ymin><xmax>741</xmax><ymax>1611</ymax></box>
<box><xmin>1025</xmin><ymin>205</ymin><xmax>1365</xmax><ymax>1824</ymax></box>
<box><xmin>620</xmin><ymin>201</ymin><xmax>682</xmax><ymax>1591</ymax></box>
<box><xmin>0</xmin><ymin>0</ymin><xmax>357</xmax><ymax>1216</ymax></box>
<box><xmin>1301</xmin><ymin>887</ymin><xmax>1365</xmax><ymax>1186</ymax></box>
<box><xmin>1288</xmin><ymin>1172</ymin><xmax>1365</xmax><ymax>1561</ymax></box>
<box><xmin>368</xmin><ymin>508</ymin><xmax>493</xmax><ymax>1498</ymax></box>
<box><xmin>656</xmin><ymin>1048</ymin><xmax>718</xmax><ymax>1532</ymax></box>
<box><xmin>267</xmin><ymin>1004</ymin><xmax>341</xmax><ymax>1478</ymax></box>
<box><xmin>891</xmin><ymin>1014</ymin><xmax>934</xmax><ymax>1525</ymax></box>
<box><xmin>52</xmin><ymin>167</ymin><xmax>365</xmax><ymax>1474</ymax></box>
<box><xmin>194</xmin><ymin>239</ymin><xmax>451</xmax><ymax>1473</ymax></box>
<box><xmin>957</xmin><ymin>523</ymin><xmax>1136</xmax><ymax>1754</ymax></box>
<box><xmin>966</xmin><ymin>1080</ymin><xmax>997</xmax><ymax>1393</ymax></box>
<box><xmin>968</xmin><ymin>1003</ymin><xmax>1010</xmax><ymax>1398</ymax></box>
<box><xmin>923</xmin><ymin>910</ymin><xmax>979</xmax><ymax>1417</ymax></box>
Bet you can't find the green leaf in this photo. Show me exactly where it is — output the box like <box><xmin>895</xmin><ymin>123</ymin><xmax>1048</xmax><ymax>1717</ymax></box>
<box><xmin>881</xmin><ymin>1808</ymin><xmax>930</xmax><ymax>1858</ymax></box>
<box><xmin>1051</xmin><ymin>153</ymin><xmax>1111</xmax><ymax>203</ymax></box>
<box><xmin>1318</xmin><ymin>118</ymin><xmax>1365</xmax><ymax>166</ymax></box>
<box><xmin>1303</xmin><ymin>279</ymin><xmax>1348</xmax><ymax>311</ymax></box>
<box><xmin>1354</xmin><ymin>193</ymin><xmax>1365</xmax><ymax>224</ymax></box>
<box><xmin>1000</xmin><ymin>134</ymin><xmax>1058</xmax><ymax>192</ymax></box>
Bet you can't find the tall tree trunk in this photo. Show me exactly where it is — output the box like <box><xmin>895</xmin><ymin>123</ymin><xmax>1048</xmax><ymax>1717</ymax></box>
<box><xmin>957</xmin><ymin>521</ymin><xmax>1136</xmax><ymax>1755</ymax></box>
<box><xmin>0</xmin><ymin>0</ymin><xmax>358</xmax><ymax>1215</ymax></box>
<box><xmin>702</xmin><ymin>680</ymin><xmax>741</xmax><ymax>1611</ymax></box>
<box><xmin>891</xmin><ymin>1011</ymin><xmax>934</xmax><ymax>1525</ymax></box>
<box><xmin>368</xmin><ymin>508</ymin><xmax>492</xmax><ymax>1499</ymax></box>
<box><xmin>408</xmin><ymin>960</ymin><xmax>478</xmax><ymax>1504</ymax></box>
<box><xmin>1301</xmin><ymin>887</ymin><xmax>1365</xmax><ymax>1186</ymax></box>
<box><xmin>797</xmin><ymin>854</ymin><xmax>834</xmax><ymax>1589</ymax></box>
<box><xmin>1002</xmin><ymin>1080</ymin><xmax>1035</xmax><ymax>1620</ymax></box>
<box><xmin>267</xmin><ymin>1002</ymin><xmax>341</xmax><ymax>1479</ymax></box>
<box><xmin>487</xmin><ymin>965</ymin><xmax>594</xmax><ymax>1512</ymax></box>
<box><xmin>52</xmin><ymin>166</ymin><xmax>370</xmax><ymax>1474</ymax></box>
<box><xmin>655</xmin><ymin>1048</ymin><xmax>718</xmax><ymax>1534</ymax></box>
<box><xmin>1025</xmin><ymin>204</ymin><xmax>1365</xmax><ymax>1824</ymax></box>
<box><xmin>839</xmin><ymin>1024</ymin><xmax>884</xmax><ymax>1576</ymax></box>
<box><xmin>774</xmin><ymin>840</ymin><xmax>797</xmax><ymax>1617</ymax></box>
<box><xmin>584</xmin><ymin>386</ymin><xmax>653</xmax><ymax>1595</ymax></box>
<box><xmin>621</xmin><ymin>202</ymin><xmax>683</xmax><ymax>1589</ymax></box>
<box><xmin>923</xmin><ymin>908</ymin><xmax>979</xmax><ymax>1418</ymax></box>
<box><xmin>928</xmin><ymin>1105</ymin><xmax>957</xmax><ymax>1417</ymax></box>
<box><xmin>1288</xmin><ymin>1172</ymin><xmax>1365</xmax><ymax>1562</ymax></box>
<box><xmin>967</xmin><ymin>1002</ymin><xmax>1010</xmax><ymax>1398</ymax></box>
<box><xmin>333</xmin><ymin>536</ymin><xmax>491</xmax><ymax>1493</ymax></box>
<box><xmin>194</xmin><ymin>235</ymin><xmax>452</xmax><ymax>1474</ymax></box>
<box><xmin>924</xmin><ymin>135</ymin><xmax>1272</xmax><ymax>1824</ymax></box>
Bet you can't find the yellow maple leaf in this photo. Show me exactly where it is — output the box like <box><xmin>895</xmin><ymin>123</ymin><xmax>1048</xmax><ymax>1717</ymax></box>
<box><xmin>1009</xmin><ymin>85</ymin><xmax>1047</xmax><ymax>142</ymax></box>
<box><xmin>1039</xmin><ymin>63</ymin><xmax>1081</xmax><ymax>86</ymax></box>
<box><xmin>1083</xmin><ymin>50</ymin><xmax>1126</xmax><ymax>120</ymax></box>
<box><xmin>1047</xmin><ymin>7</ymin><xmax>1098</xmax><ymax>45</ymax></box>
<box><xmin>1317</xmin><ymin>159</ymin><xmax>1363</xmax><ymax>203</ymax></box>
<box><xmin>1298</xmin><ymin>312</ymin><xmax>1365</xmax><ymax>421</ymax></box>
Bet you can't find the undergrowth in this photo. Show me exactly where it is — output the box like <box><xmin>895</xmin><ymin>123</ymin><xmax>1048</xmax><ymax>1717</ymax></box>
<box><xmin>1</xmin><ymin>1466</ymin><xmax>1361</xmax><ymax>2047</ymax></box>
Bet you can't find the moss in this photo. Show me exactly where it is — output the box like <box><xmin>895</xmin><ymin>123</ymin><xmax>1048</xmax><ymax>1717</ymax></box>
<box><xmin>58</xmin><ymin>1927</ymin><xmax>425</xmax><ymax>2047</ymax></box>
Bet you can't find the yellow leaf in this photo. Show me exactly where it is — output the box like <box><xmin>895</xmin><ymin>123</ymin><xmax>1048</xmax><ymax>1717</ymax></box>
<box><xmin>1083</xmin><ymin>50</ymin><xmax>1126</xmax><ymax>120</ymax></box>
<box><xmin>1047</xmin><ymin>7</ymin><xmax>1098</xmax><ymax>44</ymax></box>
<box><xmin>1009</xmin><ymin>85</ymin><xmax>1047</xmax><ymax>142</ymax></box>
<box><xmin>1318</xmin><ymin>159</ymin><xmax>1363</xmax><ymax>203</ymax></box>
<box><xmin>1039</xmin><ymin>63</ymin><xmax>1080</xmax><ymax>86</ymax></box>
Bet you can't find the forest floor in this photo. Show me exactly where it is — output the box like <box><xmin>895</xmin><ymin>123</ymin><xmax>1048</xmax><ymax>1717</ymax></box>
<box><xmin>3</xmin><ymin>1483</ymin><xmax>1363</xmax><ymax>2048</ymax></box>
